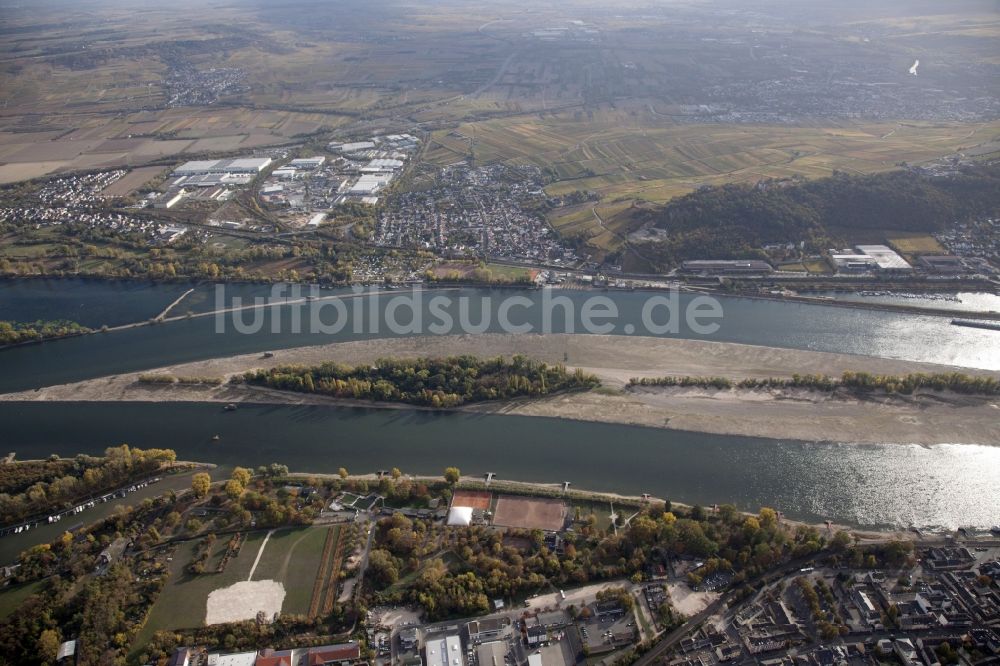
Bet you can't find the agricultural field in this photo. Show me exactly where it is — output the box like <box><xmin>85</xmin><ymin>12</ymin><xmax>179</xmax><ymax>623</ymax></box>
<box><xmin>548</xmin><ymin>200</ymin><xmax>639</xmax><ymax>248</ymax></box>
<box><xmin>100</xmin><ymin>166</ymin><xmax>168</xmax><ymax>198</ymax></box>
<box><xmin>424</xmin><ymin>111</ymin><xmax>1000</xmax><ymax>253</ymax></box>
<box><xmin>428</xmin><ymin>113</ymin><xmax>1000</xmax><ymax>203</ymax></box>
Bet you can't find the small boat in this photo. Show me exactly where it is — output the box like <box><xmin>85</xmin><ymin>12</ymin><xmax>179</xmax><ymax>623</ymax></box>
<box><xmin>224</xmin><ymin>403</ymin><xmax>237</xmax><ymax>412</ymax></box>
<box><xmin>211</xmin><ymin>434</ymin><xmax>221</xmax><ymax>441</ymax></box>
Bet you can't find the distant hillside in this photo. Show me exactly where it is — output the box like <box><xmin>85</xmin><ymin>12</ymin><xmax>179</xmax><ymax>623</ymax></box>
<box><xmin>633</xmin><ymin>162</ymin><xmax>1000</xmax><ymax>267</ymax></box>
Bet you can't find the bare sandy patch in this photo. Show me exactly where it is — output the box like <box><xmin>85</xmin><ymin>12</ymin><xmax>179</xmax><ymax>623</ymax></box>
<box><xmin>205</xmin><ymin>580</ymin><xmax>285</xmax><ymax>625</ymax></box>
<box><xmin>666</xmin><ymin>582</ymin><xmax>717</xmax><ymax>616</ymax></box>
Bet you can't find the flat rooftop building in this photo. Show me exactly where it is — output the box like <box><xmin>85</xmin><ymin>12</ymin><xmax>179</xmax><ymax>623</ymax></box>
<box><xmin>918</xmin><ymin>255</ymin><xmax>964</xmax><ymax>273</ymax></box>
<box><xmin>336</xmin><ymin>141</ymin><xmax>376</xmax><ymax>153</ymax></box>
<box><xmin>476</xmin><ymin>643</ymin><xmax>506</xmax><ymax>666</ymax></box>
<box><xmin>830</xmin><ymin>254</ymin><xmax>878</xmax><ymax>272</ymax></box>
<box><xmin>173</xmin><ymin>173</ymin><xmax>254</xmax><ymax>187</ymax></box>
<box><xmin>855</xmin><ymin>245</ymin><xmax>912</xmax><ymax>271</ymax></box>
<box><xmin>425</xmin><ymin>636</ymin><xmax>464</xmax><ymax>666</ymax></box>
<box><xmin>288</xmin><ymin>157</ymin><xmax>326</xmax><ymax>169</ymax></box>
<box><xmin>363</xmin><ymin>158</ymin><xmax>404</xmax><ymax>171</ymax></box>
<box><xmin>207</xmin><ymin>652</ymin><xmax>257</xmax><ymax>666</ymax></box>
<box><xmin>173</xmin><ymin>157</ymin><xmax>272</xmax><ymax>176</ymax></box>
<box><xmin>350</xmin><ymin>173</ymin><xmax>393</xmax><ymax>195</ymax></box>
<box><xmin>467</xmin><ymin>617</ymin><xmax>508</xmax><ymax>643</ymax></box>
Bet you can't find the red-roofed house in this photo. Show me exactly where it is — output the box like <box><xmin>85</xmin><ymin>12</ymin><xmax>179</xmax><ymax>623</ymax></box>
<box><xmin>308</xmin><ymin>643</ymin><xmax>362</xmax><ymax>666</ymax></box>
<box><xmin>256</xmin><ymin>650</ymin><xmax>296</xmax><ymax>666</ymax></box>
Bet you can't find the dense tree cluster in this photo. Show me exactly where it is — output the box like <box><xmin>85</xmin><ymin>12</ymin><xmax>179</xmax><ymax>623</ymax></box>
<box><xmin>629</xmin><ymin>371</ymin><xmax>999</xmax><ymax>396</ymax></box>
<box><xmin>239</xmin><ymin>355</ymin><xmax>599</xmax><ymax>407</ymax></box>
<box><xmin>0</xmin><ymin>445</ymin><xmax>177</xmax><ymax>525</ymax></box>
<box><xmin>367</xmin><ymin>500</ymin><xmax>825</xmax><ymax>620</ymax></box>
<box><xmin>0</xmin><ymin>493</ymin><xmax>180</xmax><ymax>665</ymax></box>
<box><xmin>0</xmin><ymin>319</ymin><xmax>91</xmax><ymax>345</ymax></box>
<box><xmin>633</xmin><ymin>163</ymin><xmax>1000</xmax><ymax>266</ymax></box>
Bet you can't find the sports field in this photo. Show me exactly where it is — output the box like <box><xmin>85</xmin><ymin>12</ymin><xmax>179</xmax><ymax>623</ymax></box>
<box><xmin>451</xmin><ymin>489</ymin><xmax>492</xmax><ymax>510</ymax></box>
<box><xmin>887</xmin><ymin>234</ymin><xmax>947</xmax><ymax>255</ymax></box>
<box><xmin>492</xmin><ymin>496</ymin><xmax>568</xmax><ymax>531</ymax></box>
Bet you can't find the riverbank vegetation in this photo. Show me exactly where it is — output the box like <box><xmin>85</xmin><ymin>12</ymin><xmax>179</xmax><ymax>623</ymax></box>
<box><xmin>628</xmin><ymin>371</ymin><xmax>1000</xmax><ymax>396</ymax></box>
<box><xmin>424</xmin><ymin>260</ymin><xmax>536</xmax><ymax>286</ymax></box>
<box><xmin>0</xmin><ymin>492</ymin><xmax>182</xmax><ymax>665</ymax></box>
<box><xmin>137</xmin><ymin>374</ymin><xmax>224</xmax><ymax>386</ymax></box>
<box><xmin>0</xmin><ymin>448</ymin><xmax>928</xmax><ymax>663</ymax></box>
<box><xmin>0</xmin><ymin>446</ymin><xmax>178</xmax><ymax>526</ymax></box>
<box><xmin>0</xmin><ymin>319</ymin><xmax>91</xmax><ymax>345</ymax></box>
<box><xmin>238</xmin><ymin>355</ymin><xmax>600</xmax><ymax>407</ymax></box>
<box><xmin>366</xmin><ymin>496</ymin><xmax>836</xmax><ymax>620</ymax></box>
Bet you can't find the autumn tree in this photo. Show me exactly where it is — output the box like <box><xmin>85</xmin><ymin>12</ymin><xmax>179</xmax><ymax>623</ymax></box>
<box><xmin>231</xmin><ymin>467</ymin><xmax>252</xmax><ymax>487</ymax></box>
<box><xmin>191</xmin><ymin>472</ymin><xmax>211</xmax><ymax>498</ymax></box>
<box><xmin>225</xmin><ymin>479</ymin><xmax>245</xmax><ymax>500</ymax></box>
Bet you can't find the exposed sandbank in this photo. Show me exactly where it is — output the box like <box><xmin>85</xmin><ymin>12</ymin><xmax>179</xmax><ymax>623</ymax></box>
<box><xmin>3</xmin><ymin>334</ymin><xmax>997</xmax><ymax>446</ymax></box>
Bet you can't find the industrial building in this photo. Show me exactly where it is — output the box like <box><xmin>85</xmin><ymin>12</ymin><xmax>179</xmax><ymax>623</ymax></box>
<box><xmin>382</xmin><ymin>133</ymin><xmax>420</xmax><ymax>149</ymax></box>
<box><xmin>288</xmin><ymin>156</ymin><xmax>326</xmax><ymax>170</ymax></box>
<box><xmin>917</xmin><ymin>255</ymin><xmax>965</xmax><ymax>273</ymax></box>
<box><xmin>206</xmin><ymin>652</ymin><xmax>257</xmax><ymax>666</ymax></box>
<box><xmin>425</xmin><ymin>636</ymin><xmax>464</xmax><ymax>666</ymax></box>
<box><xmin>680</xmin><ymin>260</ymin><xmax>773</xmax><ymax>275</ymax></box>
<box><xmin>152</xmin><ymin>190</ymin><xmax>186</xmax><ymax>209</ymax></box>
<box><xmin>362</xmin><ymin>158</ymin><xmax>404</xmax><ymax>172</ymax></box>
<box><xmin>466</xmin><ymin>618</ymin><xmax>508</xmax><ymax>644</ymax></box>
<box><xmin>333</xmin><ymin>141</ymin><xmax>376</xmax><ymax>153</ymax></box>
<box><xmin>172</xmin><ymin>158</ymin><xmax>272</xmax><ymax>176</ymax></box>
<box><xmin>475</xmin><ymin>642</ymin><xmax>506</xmax><ymax>666</ymax></box>
<box><xmin>349</xmin><ymin>173</ymin><xmax>394</xmax><ymax>195</ymax></box>
<box><xmin>855</xmin><ymin>245</ymin><xmax>912</xmax><ymax>272</ymax></box>
<box><xmin>829</xmin><ymin>253</ymin><xmax>879</xmax><ymax>273</ymax></box>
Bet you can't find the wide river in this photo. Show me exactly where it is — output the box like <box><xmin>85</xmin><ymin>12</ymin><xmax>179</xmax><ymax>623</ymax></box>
<box><xmin>1</xmin><ymin>278</ymin><xmax>998</xmax><ymax>542</ymax></box>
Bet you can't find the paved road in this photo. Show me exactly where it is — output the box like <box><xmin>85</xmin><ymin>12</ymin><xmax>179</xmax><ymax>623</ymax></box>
<box><xmin>354</xmin><ymin>519</ymin><xmax>376</xmax><ymax>603</ymax></box>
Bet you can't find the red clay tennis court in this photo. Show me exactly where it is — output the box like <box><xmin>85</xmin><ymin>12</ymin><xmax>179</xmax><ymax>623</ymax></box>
<box><xmin>450</xmin><ymin>489</ymin><xmax>492</xmax><ymax>510</ymax></box>
<box><xmin>492</xmin><ymin>496</ymin><xmax>567</xmax><ymax>531</ymax></box>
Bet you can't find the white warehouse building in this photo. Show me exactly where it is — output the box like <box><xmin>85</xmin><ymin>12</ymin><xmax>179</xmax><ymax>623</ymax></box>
<box><xmin>172</xmin><ymin>157</ymin><xmax>272</xmax><ymax>177</ymax></box>
<box><xmin>425</xmin><ymin>636</ymin><xmax>464</xmax><ymax>666</ymax></box>
<box><xmin>855</xmin><ymin>245</ymin><xmax>912</xmax><ymax>272</ymax></box>
<box><xmin>349</xmin><ymin>173</ymin><xmax>394</xmax><ymax>195</ymax></box>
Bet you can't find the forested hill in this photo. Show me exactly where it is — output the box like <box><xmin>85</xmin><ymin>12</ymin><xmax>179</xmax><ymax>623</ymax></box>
<box><xmin>633</xmin><ymin>162</ymin><xmax>1000</xmax><ymax>265</ymax></box>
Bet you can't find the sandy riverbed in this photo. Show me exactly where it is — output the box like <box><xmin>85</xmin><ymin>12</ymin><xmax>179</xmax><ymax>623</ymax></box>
<box><xmin>3</xmin><ymin>334</ymin><xmax>998</xmax><ymax>446</ymax></box>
